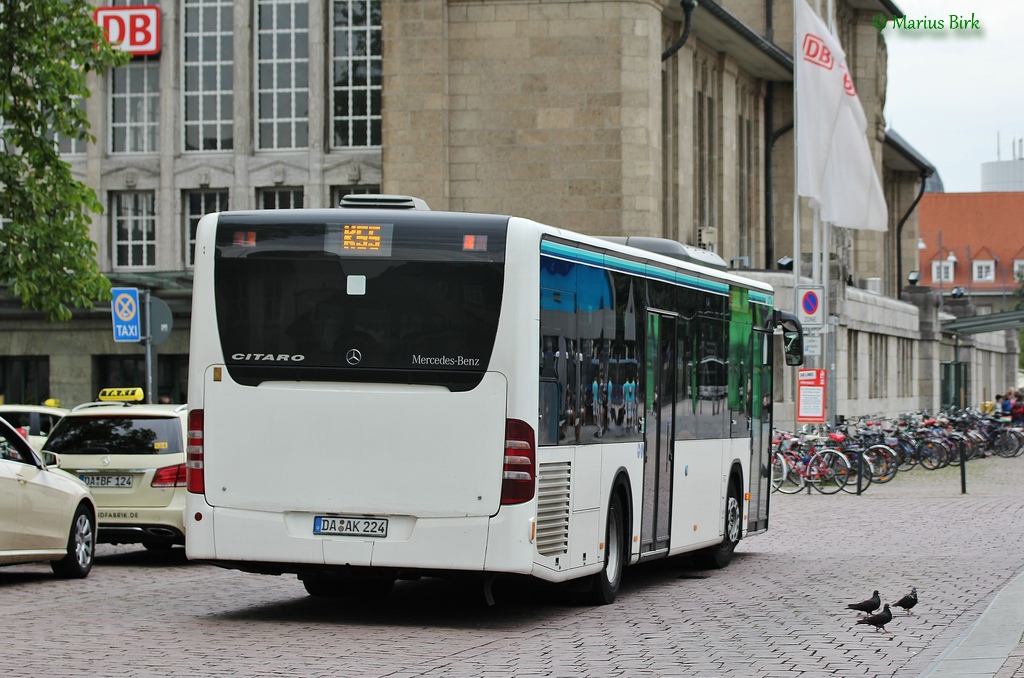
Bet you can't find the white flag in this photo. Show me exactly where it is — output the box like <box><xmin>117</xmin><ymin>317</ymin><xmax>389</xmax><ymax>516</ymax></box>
<box><xmin>795</xmin><ymin>0</ymin><xmax>888</xmax><ymax>231</ymax></box>
<box><xmin>795</xmin><ymin>0</ymin><xmax>845</xmax><ymax>205</ymax></box>
<box><xmin>818</xmin><ymin>66</ymin><xmax>888</xmax><ymax>231</ymax></box>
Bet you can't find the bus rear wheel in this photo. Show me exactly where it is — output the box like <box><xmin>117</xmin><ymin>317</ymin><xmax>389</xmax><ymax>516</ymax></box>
<box><xmin>588</xmin><ymin>490</ymin><xmax>626</xmax><ymax>605</ymax></box>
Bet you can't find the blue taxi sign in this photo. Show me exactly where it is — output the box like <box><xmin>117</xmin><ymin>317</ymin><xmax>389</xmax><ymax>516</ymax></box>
<box><xmin>111</xmin><ymin>287</ymin><xmax>141</xmax><ymax>342</ymax></box>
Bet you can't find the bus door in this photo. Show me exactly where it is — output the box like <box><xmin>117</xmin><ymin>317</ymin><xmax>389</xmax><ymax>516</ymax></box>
<box><xmin>747</xmin><ymin>327</ymin><xmax>773</xmax><ymax>534</ymax></box>
<box><xmin>640</xmin><ymin>310</ymin><xmax>677</xmax><ymax>556</ymax></box>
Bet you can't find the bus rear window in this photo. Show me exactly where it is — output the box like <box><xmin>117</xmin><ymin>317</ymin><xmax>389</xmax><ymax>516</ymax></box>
<box><xmin>213</xmin><ymin>212</ymin><xmax>508</xmax><ymax>390</ymax></box>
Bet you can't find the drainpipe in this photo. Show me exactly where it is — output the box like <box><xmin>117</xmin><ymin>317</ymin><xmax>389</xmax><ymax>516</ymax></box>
<box><xmin>896</xmin><ymin>170</ymin><xmax>929</xmax><ymax>297</ymax></box>
<box><xmin>662</xmin><ymin>0</ymin><xmax>699</xmax><ymax>62</ymax></box>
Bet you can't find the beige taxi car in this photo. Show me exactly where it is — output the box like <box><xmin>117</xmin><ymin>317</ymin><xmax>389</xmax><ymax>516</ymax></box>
<box><xmin>0</xmin><ymin>416</ymin><xmax>97</xmax><ymax>578</ymax></box>
<box><xmin>0</xmin><ymin>402</ymin><xmax>69</xmax><ymax>453</ymax></box>
<box><xmin>43</xmin><ymin>389</ymin><xmax>187</xmax><ymax>550</ymax></box>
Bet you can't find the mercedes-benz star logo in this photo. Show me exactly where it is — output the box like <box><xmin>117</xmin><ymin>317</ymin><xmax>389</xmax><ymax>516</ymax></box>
<box><xmin>100</xmin><ymin>456</ymin><xmax>111</xmax><ymax>466</ymax></box>
<box><xmin>345</xmin><ymin>348</ymin><xmax>362</xmax><ymax>365</ymax></box>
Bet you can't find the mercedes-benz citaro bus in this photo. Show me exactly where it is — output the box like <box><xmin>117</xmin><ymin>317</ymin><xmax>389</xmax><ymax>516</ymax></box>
<box><xmin>186</xmin><ymin>194</ymin><xmax>804</xmax><ymax>605</ymax></box>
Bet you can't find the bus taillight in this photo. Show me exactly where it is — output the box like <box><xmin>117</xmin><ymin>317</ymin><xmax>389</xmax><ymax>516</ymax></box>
<box><xmin>501</xmin><ymin>419</ymin><xmax>535</xmax><ymax>505</ymax></box>
<box><xmin>186</xmin><ymin>409</ymin><xmax>205</xmax><ymax>494</ymax></box>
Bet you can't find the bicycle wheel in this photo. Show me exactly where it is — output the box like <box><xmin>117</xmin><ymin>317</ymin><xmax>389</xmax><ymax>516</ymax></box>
<box><xmin>865</xmin><ymin>444</ymin><xmax>898</xmax><ymax>483</ymax></box>
<box><xmin>839</xmin><ymin>450</ymin><xmax>873</xmax><ymax>494</ymax></box>
<box><xmin>1012</xmin><ymin>429</ymin><xmax>1024</xmax><ymax>457</ymax></box>
<box><xmin>945</xmin><ymin>435</ymin><xmax>967</xmax><ymax>466</ymax></box>
<box><xmin>917</xmin><ymin>439</ymin><xmax>947</xmax><ymax>470</ymax></box>
<box><xmin>772</xmin><ymin>451</ymin><xmax>804</xmax><ymax>494</ymax></box>
<box><xmin>896</xmin><ymin>440</ymin><xmax>918</xmax><ymax>471</ymax></box>
<box><xmin>808</xmin><ymin>449</ymin><xmax>849</xmax><ymax>495</ymax></box>
<box><xmin>992</xmin><ymin>429</ymin><xmax>1019</xmax><ymax>458</ymax></box>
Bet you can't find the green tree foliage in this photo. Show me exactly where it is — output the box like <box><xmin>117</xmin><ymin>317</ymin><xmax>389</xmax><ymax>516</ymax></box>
<box><xmin>0</xmin><ymin>0</ymin><xmax>129</xmax><ymax>321</ymax></box>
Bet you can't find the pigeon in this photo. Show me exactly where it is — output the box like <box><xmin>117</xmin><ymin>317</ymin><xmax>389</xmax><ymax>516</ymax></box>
<box><xmin>856</xmin><ymin>603</ymin><xmax>893</xmax><ymax>632</ymax></box>
<box><xmin>847</xmin><ymin>590</ymin><xmax>881</xmax><ymax>615</ymax></box>
<box><xmin>892</xmin><ymin>587</ymin><xmax>918</xmax><ymax>615</ymax></box>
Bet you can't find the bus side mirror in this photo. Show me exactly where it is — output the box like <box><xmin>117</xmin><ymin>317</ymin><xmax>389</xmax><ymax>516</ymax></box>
<box><xmin>783</xmin><ymin>330</ymin><xmax>804</xmax><ymax>366</ymax></box>
<box><xmin>771</xmin><ymin>310</ymin><xmax>805</xmax><ymax>367</ymax></box>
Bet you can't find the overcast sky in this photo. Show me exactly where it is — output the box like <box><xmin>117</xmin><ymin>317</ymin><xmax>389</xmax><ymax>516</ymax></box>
<box><xmin>881</xmin><ymin>0</ymin><xmax>1024</xmax><ymax>193</ymax></box>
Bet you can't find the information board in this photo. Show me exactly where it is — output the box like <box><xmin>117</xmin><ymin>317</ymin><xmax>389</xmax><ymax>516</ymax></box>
<box><xmin>796</xmin><ymin>368</ymin><xmax>827</xmax><ymax>424</ymax></box>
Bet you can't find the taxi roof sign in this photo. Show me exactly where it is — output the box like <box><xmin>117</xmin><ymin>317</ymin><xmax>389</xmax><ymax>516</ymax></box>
<box><xmin>98</xmin><ymin>387</ymin><xmax>145</xmax><ymax>402</ymax></box>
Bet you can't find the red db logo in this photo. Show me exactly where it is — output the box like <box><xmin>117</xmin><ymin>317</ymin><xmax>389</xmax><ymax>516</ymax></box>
<box><xmin>841</xmin><ymin>66</ymin><xmax>857</xmax><ymax>97</ymax></box>
<box><xmin>802</xmin><ymin>33</ymin><xmax>834</xmax><ymax>70</ymax></box>
<box><xmin>94</xmin><ymin>6</ymin><xmax>161</xmax><ymax>56</ymax></box>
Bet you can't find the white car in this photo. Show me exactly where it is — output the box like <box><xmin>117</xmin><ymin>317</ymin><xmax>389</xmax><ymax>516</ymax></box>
<box><xmin>0</xmin><ymin>403</ymin><xmax>69</xmax><ymax>453</ymax></box>
<box><xmin>0</xmin><ymin>417</ymin><xmax>97</xmax><ymax>578</ymax></box>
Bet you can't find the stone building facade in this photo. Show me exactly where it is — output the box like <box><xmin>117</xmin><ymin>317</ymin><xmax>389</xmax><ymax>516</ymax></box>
<box><xmin>0</xmin><ymin>0</ymin><xmax>1015</xmax><ymax>418</ymax></box>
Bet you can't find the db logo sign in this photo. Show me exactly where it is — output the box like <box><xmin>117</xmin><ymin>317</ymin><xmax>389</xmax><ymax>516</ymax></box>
<box><xmin>94</xmin><ymin>6</ymin><xmax>161</xmax><ymax>56</ymax></box>
<box><xmin>801</xmin><ymin>33</ymin><xmax>834</xmax><ymax>70</ymax></box>
<box><xmin>841</xmin><ymin>66</ymin><xmax>857</xmax><ymax>97</ymax></box>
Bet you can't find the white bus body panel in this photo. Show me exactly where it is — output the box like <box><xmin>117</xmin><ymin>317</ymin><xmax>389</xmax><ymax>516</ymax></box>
<box><xmin>199</xmin><ymin>369</ymin><xmax>508</xmax><ymax>518</ymax></box>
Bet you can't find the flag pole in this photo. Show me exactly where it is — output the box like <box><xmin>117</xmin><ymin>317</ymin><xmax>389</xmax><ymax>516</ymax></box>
<box><xmin>824</xmin><ymin>0</ymin><xmax>835</xmax><ymax>426</ymax></box>
<box><xmin>792</xmin><ymin>0</ymin><xmax>801</xmax><ymax>301</ymax></box>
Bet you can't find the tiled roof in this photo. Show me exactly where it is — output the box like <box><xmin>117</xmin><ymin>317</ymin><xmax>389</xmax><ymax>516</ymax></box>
<box><xmin>918</xmin><ymin>192</ymin><xmax>1024</xmax><ymax>292</ymax></box>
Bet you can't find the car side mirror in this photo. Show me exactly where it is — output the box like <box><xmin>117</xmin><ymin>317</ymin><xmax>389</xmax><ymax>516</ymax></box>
<box><xmin>41</xmin><ymin>451</ymin><xmax>61</xmax><ymax>468</ymax></box>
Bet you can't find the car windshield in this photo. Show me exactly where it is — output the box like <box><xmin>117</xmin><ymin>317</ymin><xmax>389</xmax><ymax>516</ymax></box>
<box><xmin>44</xmin><ymin>416</ymin><xmax>183</xmax><ymax>455</ymax></box>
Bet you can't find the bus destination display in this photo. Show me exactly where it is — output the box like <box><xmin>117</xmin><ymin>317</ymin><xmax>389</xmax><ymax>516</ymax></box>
<box><xmin>335</xmin><ymin>222</ymin><xmax>394</xmax><ymax>257</ymax></box>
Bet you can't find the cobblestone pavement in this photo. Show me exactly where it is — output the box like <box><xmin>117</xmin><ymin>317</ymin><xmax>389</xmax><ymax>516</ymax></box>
<box><xmin>3</xmin><ymin>455</ymin><xmax>1024</xmax><ymax>677</ymax></box>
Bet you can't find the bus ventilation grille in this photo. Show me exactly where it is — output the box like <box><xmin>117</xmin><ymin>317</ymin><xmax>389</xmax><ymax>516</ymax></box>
<box><xmin>536</xmin><ymin>461</ymin><xmax>571</xmax><ymax>556</ymax></box>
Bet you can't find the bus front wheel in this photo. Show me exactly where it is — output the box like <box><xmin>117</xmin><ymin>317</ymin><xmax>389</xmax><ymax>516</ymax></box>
<box><xmin>700</xmin><ymin>480</ymin><xmax>741</xmax><ymax>569</ymax></box>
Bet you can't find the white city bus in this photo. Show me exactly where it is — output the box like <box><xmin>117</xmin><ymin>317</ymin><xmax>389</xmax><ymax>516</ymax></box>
<box><xmin>185</xmin><ymin>195</ymin><xmax>803</xmax><ymax>604</ymax></box>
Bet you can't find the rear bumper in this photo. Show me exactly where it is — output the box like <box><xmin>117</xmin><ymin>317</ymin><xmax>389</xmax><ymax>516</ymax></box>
<box><xmin>96</xmin><ymin>504</ymin><xmax>186</xmax><ymax>545</ymax></box>
<box><xmin>185</xmin><ymin>499</ymin><xmax>537</xmax><ymax>577</ymax></box>
<box><xmin>99</xmin><ymin>525</ymin><xmax>185</xmax><ymax>545</ymax></box>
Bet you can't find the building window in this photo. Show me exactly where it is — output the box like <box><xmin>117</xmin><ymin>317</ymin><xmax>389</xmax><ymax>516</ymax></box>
<box><xmin>694</xmin><ymin>50</ymin><xmax>719</xmax><ymax>253</ymax></box>
<box><xmin>868</xmin><ymin>333</ymin><xmax>887</xmax><ymax>399</ymax></box>
<box><xmin>0</xmin><ymin>357</ymin><xmax>50</xmax><ymax>405</ymax></box>
<box><xmin>110</xmin><ymin>58</ymin><xmax>160</xmax><ymax>153</ymax></box>
<box><xmin>736</xmin><ymin>80</ymin><xmax>757</xmax><ymax>263</ymax></box>
<box><xmin>329</xmin><ymin>183</ymin><xmax>380</xmax><ymax>206</ymax></box>
<box><xmin>847</xmin><ymin>329</ymin><xmax>858</xmax><ymax>400</ymax></box>
<box><xmin>257</xmin><ymin>187</ymin><xmax>303</xmax><ymax>209</ymax></box>
<box><xmin>1014</xmin><ymin>259</ymin><xmax>1024</xmax><ymax>282</ymax></box>
<box><xmin>54</xmin><ymin>98</ymin><xmax>88</xmax><ymax>155</ymax></box>
<box><xmin>112</xmin><ymin>191</ymin><xmax>157</xmax><ymax>268</ymax></box>
<box><xmin>331</xmin><ymin>0</ymin><xmax>382</xmax><ymax>147</ymax></box>
<box><xmin>256</xmin><ymin>0</ymin><xmax>309</xmax><ymax>149</ymax></box>
<box><xmin>973</xmin><ymin>260</ymin><xmax>995</xmax><ymax>283</ymax></box>
<box><xmin>897</xmin><ymin>337</ymin><xmax>913</xmax><ymax>398</ymax></box>
<box><xmin>184</xmin><ymin>190</ymin><xmax>229</xmax><ymax>267</ymax></box>
<box><xmin>95</xmin><ymin>355</ymin><xmax>189</xmax><ymax>404</ymax></box>
<box><xmin>931</xmin><ymin>260</ymin><xmax>953</xmax><ymax>283</ymax></box>
<box><xmin>183</xmin><ymin>0</ymin><xmax>234</xmax><ymax>151</ymax></box>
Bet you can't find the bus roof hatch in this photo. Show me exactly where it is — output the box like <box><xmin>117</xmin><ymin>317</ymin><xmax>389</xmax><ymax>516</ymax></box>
<box><xmin>338</xmin><ymin>194</ymin><xmax>431</xmax><ymax>211</ymax></box>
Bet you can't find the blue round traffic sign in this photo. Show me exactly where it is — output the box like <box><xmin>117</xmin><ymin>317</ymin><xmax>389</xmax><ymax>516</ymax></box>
<box><xmin>802</xmin><ymin>291</ymin><xmax>819</xmax><ymax>316</ymax></box>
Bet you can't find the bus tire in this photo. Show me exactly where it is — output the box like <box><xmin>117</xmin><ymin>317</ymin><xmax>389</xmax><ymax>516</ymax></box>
<box><xmin>700</xmin><ymin>479</ymin><xmax>741</xmax><ymax>569</ymax></box>
<box><xmin>588</xmin><ymin>489</ymin><xmax>627</xmax><ymax>605</ymax></box>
